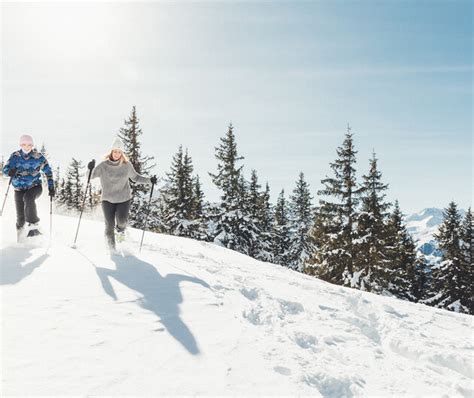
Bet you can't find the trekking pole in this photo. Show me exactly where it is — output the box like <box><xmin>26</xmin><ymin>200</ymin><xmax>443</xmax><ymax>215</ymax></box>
<box><xmin>0</xmin><ymin>177</ymin><xmax>12</xmax><ymax>217</ymax></box>
<box><xmin>72</xmin><ymin>167</ymin><xmax>93</xmax><ymax>248</ymax></box>
<box><xmin>50</xmin><ymin>195</ymin><xmax>53</xmax><ymax>241</ymax></box>
<box><xmin>139</xmin><ymin>181</ymin><xmax>155</xmax><ymax>252</ymax></box>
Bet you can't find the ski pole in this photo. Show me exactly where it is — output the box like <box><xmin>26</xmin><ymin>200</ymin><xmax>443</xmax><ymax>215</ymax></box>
<box><xmin>50</xmin><ymin>195</ymin><xmax>53</xmax><ymax>242</ymax></box>
<box><xmin>72</xmin><ymin>167</ymin><xmax>93</xmax><ymax>248</ymax></box>
<box><xmin>0</xmin><ymin>177</ymin><xmax>12</xmax><ymax>217</ymax></box>
<box><xmin>139</xmin><ymin>181</ymin><xmax>155</xmax><ymax>252</ymax></box>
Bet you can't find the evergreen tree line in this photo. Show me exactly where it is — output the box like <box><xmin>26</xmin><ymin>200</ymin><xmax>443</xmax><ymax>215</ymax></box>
<box><xmin>48</xmin><ymin>107</ymin><xmax>472</xmax><ymax>314</ymax></box>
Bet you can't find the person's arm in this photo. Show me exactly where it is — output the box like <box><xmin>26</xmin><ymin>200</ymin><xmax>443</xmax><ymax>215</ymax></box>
<box><xmin>128</xmin><ymin>163</ymin><xmax>151</xmax><ymax>185</ymax></box>
<box><xmin>2</xmin><ymin>153</ymin><xmax>17</xmax><ymax>177</ymax></box>
<box><xmin>40</xmin><ymin>155</ymin><xmax>54</xmax><ymax>189</ymax></box>
<box><xmin>90</xmin><ymin>160</ymin><xmax>101</xmax><ymax>179</ymax></box>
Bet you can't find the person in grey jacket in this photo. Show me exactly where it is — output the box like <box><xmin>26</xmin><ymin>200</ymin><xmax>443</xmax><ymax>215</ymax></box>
<box><xmin>88</xmin><ymin>138</ymin><xmax>157</xmax><ymax>250</ymax></box>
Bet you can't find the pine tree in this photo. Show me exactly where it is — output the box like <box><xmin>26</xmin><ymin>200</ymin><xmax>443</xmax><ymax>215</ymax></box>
<box><xmin>355</xmin><ymin>151</ymin><xmax>391</xmax><ymax>292</ymax></box>
<box><xmin>161</xmin><ymin>146</ymin><xmax>199</xmax><ymax>238</ymax></box>
<box><xmin>310</xmin><ymin>126</ymin><xmax>362</xmax><ymax>285</ymax></box>
<box><xmin>385</xmin><ymin>201</ymin><xmax>427</xmax><ymax>301</ymax></box>
<box><xmin>245</xmin><ymin>170</ymin><xmax>272</xmax><ymax>261</ymax></box>
<box><xmin>192</xmin><ymin>175</ymin><xmax>205</xmax><ymax>221</ymax></box>
<box><xmin>209</xmin><ymin>123</ymin><xmax>254</xmax><ymax>254</ymax></box>
<box><xmin>237</xmin><ymin>173</ymin><xmax>261</xmax><ymax>256</ymax></box>
<box><xmin>39</xmin><ymin>143</ymin><xmax>48</xmax><ymax>158</ymax></box>
<box><xmin>257</xmin><ymin>182</ymin><xmax>274</xmax><ymax>262</ymax></box>
<box><xmin>272</xmin><ymin>189</ymin><xmax>292</xmax><ymax>266</ymax></box>
<box><xmin>431</xmin><ymin>202</ymin><xmax>469</xmax><ymax>313</ymax></box>
<box><xmin>117</xmin><ymin>106</ymin><xmax>156</xmax><ymax>228</ymax></box>
<box><xmin>39</xmin><ymin>143</ymin><xmax>50</xmax><ymax>187</ymax></box>
<box><xmin>209</xmin><ymin>123</ymin><xmax>243</xmax><ymax>209</ymax></box>
<box><xmin>460</xmin><ymin>208</ymin><xmax>473</xmax><ymax>313</ymax></box>
<box><xmin>87</xmin><ymin>185</ymin><xmax>102</xmax><ymax>211</ymax></box>
<box><xmin>58</xmin><ymin>158</ymin><xmax>84</xmax><ymax>212</ymax></box>
<box><xmin>190</xmin><ymin>175</ymin><xmax>210</xmax><ymax>241</ymax></box>
<box><xmin>288</xmin><ymin>172</ymin><xmax>314</xmax><ymax>271</ymax></box>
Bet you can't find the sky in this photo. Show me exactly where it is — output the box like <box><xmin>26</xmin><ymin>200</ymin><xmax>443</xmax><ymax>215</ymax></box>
<box><xmin>1</xmin><ymin>0</ymin><xmax>472</xmax><ymax>214</ymax></box>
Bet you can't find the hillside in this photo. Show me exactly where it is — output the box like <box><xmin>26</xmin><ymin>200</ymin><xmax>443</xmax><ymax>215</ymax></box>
<box><xmin>0</xmin><ymin>195</ymin><xmax>472</xmax><ymax>397</ymax></box>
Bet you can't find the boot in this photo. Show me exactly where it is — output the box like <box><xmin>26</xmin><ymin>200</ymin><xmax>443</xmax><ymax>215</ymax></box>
<box><xmin>16</xmin><ymin>226</ymin><xmax>25</xmax><ymax>243</ymax></box>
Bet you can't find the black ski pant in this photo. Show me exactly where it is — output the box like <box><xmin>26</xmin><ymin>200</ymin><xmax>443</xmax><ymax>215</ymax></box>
<box><xmin>101</xmin><ymin>199</ymin><xmax>131</xmax><ymax>249</ymax></box>
<box><xmin>14</xmin><ymin>184</ymin><xmax>42</xmax><ymax>230</ymax></box>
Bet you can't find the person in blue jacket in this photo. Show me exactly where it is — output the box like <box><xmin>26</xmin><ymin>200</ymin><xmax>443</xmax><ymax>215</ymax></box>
<box><xmin>2</xmin><ymin>134</ymin><xmax>55</xmax><ymax>238</ymax></box>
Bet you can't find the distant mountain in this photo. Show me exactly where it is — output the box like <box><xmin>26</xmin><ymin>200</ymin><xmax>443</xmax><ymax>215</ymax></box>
<box><xmin>405</xmin><ymin>207</ymin><xmax>467</xmax><ymax>263</ymax></box>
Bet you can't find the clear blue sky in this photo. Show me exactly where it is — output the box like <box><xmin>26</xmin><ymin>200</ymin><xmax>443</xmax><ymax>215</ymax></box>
<box><xmin>2</xmin><ymin>0</ymin><xmax>472</xmax><ymax>214</ymax></box>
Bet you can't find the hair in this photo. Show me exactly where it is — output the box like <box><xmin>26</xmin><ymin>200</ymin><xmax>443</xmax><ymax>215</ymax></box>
<box><xmin>104</xmin><ymin>149</ymin><xmax>129</xmax><ymax>164</ymax></box>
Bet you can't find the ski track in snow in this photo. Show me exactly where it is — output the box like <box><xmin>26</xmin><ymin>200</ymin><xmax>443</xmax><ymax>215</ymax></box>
<box><xmin>1</xmin><ymin>191</ymin><xmax>473</xmax><ymax>396</ymax></box>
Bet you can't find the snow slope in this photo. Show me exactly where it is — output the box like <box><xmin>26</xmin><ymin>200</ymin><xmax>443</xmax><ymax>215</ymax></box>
<box><xmin>1</xmin><ymin>193</ymin><xmax>473</xmax><ymax>397</ymax></box>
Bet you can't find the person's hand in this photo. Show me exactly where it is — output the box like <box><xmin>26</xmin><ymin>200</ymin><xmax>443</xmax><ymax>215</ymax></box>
<box><xmin>8</xmin><ymin>168</ymin><xmax>17</xmax><ymax>177</ymax></box>
<box><xmin>48</xmin><ymin>186</ymin><xmax>55</xmax><ymax>198</ymax></box>
<box><xmin>87</xmin><ymin>159</ymin><xmax>96</xmax><ymax>170</ymax></box>
<box><xmin>150</xmin><ymin>175</ymin><xmax>158</xmax><ymax>185</ymax></box>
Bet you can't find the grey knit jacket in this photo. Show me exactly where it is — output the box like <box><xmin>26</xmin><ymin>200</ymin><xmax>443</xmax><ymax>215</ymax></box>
<box><xmin>91</xmin><ymin>159</ymin><xmax>151</xmax><ymax>203</ymax></box>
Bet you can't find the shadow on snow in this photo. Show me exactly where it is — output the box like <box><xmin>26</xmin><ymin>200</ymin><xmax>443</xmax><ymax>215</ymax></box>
<box><xmin>95</xmin><ymin>253</ymin><xmax>210</xmax><ymax>356</ymax></box>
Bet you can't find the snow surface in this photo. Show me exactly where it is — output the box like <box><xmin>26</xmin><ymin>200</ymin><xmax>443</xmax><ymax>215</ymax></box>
<box><xmin>1</xmin><ymin>191</ymin><xmax>473</xmax><ymax>396</ymax></box>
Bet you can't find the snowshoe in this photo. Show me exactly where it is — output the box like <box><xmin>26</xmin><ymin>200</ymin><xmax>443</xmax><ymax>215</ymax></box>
<box><xmin>115</xmin><ymin>230</ymin><xmax>125</xmax><ymax>244</ymax></box>
<box><xmin>27</xmin><ymin>229</ymin><xmax>41</xmax><ymax>237</ymax></box>
<box><xmin>26</xmin><ymin>223</ymin><xmax>42</xmax><ymax>238</ymax></box>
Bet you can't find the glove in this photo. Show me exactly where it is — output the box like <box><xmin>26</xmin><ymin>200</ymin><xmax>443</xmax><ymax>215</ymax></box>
<box><xmin>150</xmin><ymin>175</ymin><xmax>158</xmax><ymax>185</ymax></box>
<box><xmin>48</xmin><ymin>186</ymin><xmax>55</xmax><ymax>198</ymax></box>
<box><xmin>8</xmin><ymin>168</ymin><xmax>17</xmax><ymax>177</ymax></box>
<box><xmin>87</xmin><ymin>159</ymin><xmax>96</xmax><ymax>170</ymax></box>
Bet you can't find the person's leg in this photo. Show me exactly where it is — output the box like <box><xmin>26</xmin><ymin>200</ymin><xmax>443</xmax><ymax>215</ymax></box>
<box><xmin>101</xmin><ymin>201</ymin><xmax>117</xmax><ymax>249</ymax></box>
<box><xmin>23</xmin><ymin>185</ymin><xmax>42</xmax><ymax>225</ymax></box>
<box><xmin>115</xmin><ymin>199</ymin><xmax>131</xmax><ymax>232</ymax></box>
<box><xmin>14</xmin><ymin>190</ymin><xmax>26</xmax><ymax>230</ymax></box>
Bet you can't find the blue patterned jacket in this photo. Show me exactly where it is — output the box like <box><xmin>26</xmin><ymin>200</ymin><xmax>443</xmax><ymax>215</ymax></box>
<box><xmin>2</xmin><ymin>149</ymin><xmax>54</xmax><ymax>191</ymax></box>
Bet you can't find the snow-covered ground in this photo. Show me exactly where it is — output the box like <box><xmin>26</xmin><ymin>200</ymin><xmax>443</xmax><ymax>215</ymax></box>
<box><xmin>1</xmin><ymin>190</ymin><xmax>473</xmax><ymax>396</ymax></box>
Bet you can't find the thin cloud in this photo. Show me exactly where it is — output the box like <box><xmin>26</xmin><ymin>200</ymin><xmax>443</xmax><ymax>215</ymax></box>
<box><xmin>290</xmin><ymin>65</ymin><xmax>473</xmax><ymax>78</ymax></box>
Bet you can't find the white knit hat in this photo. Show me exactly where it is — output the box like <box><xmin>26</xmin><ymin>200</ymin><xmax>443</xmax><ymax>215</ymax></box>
<box><xmin>111</xmin><ymin>137</ymin><xmax>124</xmax><ymax>151</ymax></box>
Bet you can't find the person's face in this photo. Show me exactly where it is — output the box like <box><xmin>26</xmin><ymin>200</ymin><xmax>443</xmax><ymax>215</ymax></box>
<box><xmin>20</xmin><ymin>143</ymin><xmax>33</xmax><ymax>154</ymax></box>
<box><xmin>112</xmin><ymin>149</ymin><xmax>122</xmax><ymax>161</ymax></box>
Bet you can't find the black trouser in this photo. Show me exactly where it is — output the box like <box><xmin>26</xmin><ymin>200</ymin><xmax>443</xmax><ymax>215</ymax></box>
<box><xmin>14</xmin><ymin>185</ymin><xmax>42</xmax><ymax>230</ymax></box>
<box><xmin>101</xmin><ymin>200</ymin><xmax>131</xmax><ymax>249</ymax></box>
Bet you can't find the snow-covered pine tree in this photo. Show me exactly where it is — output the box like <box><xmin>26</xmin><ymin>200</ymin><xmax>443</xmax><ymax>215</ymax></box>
<box><xmin>87</xmin><ymin>185</ymin><xmax>102</xmax><ymax>211</ymax></box>
<box><xmin>117</xmin><ymin>106</ymin><xmax>155</xmax><ymax>229</ymax></box>
<box><xmin>385</xmin><ymin>200</ymin><xmax>427</xmax><ymax>301</ymax></box>
<box><xmin>39</xmin><ymin>143</ymin><xmax>50</xmax><ymax>187</ymax></box>
<box><xmin>246</xmin><ymin>170</ymin><xmax>272</xmax><ymax>261</ymax></box>
<box><xmin>58</xmin><ymin>158</ymin><xmax>84</xmax><ymax>212</ymax></box>
<box><xmin>257</xmin><ymin>182</ymin><xmax>274</xmax><ymax>262</ymax></box>
<box><xmin>431</xmin><ymin>202</ymin><xmax>469</xmax><ymax>313</ymax></box>
<box><xmin>39</xmin><ymin>143</ymin><xmax>48</xmax><ymax>158</ymax></box>
<box><xmin>288</xmin><ymin>172</ymin><xmax>314</xmax><ymax>271</ymax></box>
<box><xmin>209</xmin><ymin>123</ymin><xmax>253</xmax><ymax>254</ymax></box>
<box><xmin>190</xmin><ymin>174</ymin><xmax>210</xmax><ymax>241</ymax></box>
<box><xmin>354</xmin><ymin>151</ymin><xmax>391</xmax><ymax>292</ymax></box>
<box><xmin>460</xmin><ymin>208</ymin><xmax>473</xmax><ymax>314</ymax></box>
<box><xmin>311</xmin><ymin>126</ymin><xmax>362</xmax><ymax>285</ymax></box>
<box><xmin>53</xmin><ymin>166</ymin><xmax>61</xmax><ymax>202</ymax></box>
<box><xmin>237</xmin><ymin>173</ymin><xmax>262</xmax><ymax>256</ymax></box>
<box><xmin>272</xmin><ymin>189</ymin><xmax>292</xmax><ymax>266</ymax></box>
<box><xmin>161</xmin><ymin>145</ymin><xmax>201</xmax><ymax>238</ymax></box>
